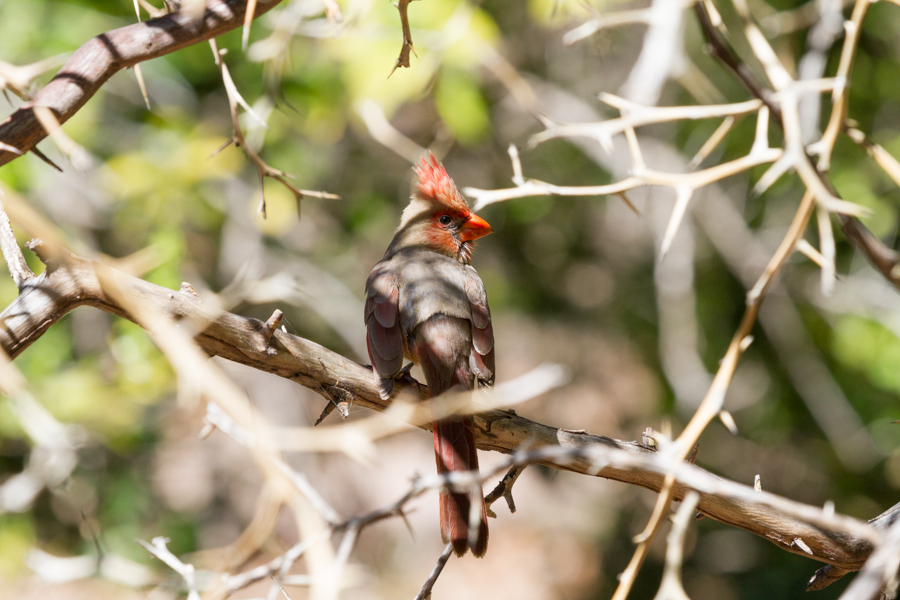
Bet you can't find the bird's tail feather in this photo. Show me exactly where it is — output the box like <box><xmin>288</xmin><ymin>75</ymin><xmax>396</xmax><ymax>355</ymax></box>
<box><xmin>433</xmin><ymin>416</ymin><xmax>489</xmax><ymax>557</ymax></box>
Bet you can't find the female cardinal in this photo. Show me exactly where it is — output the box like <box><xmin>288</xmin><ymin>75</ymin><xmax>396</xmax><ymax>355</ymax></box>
<box><xmin>364</xmin><ymin>153</ymin><xmax>494</xmax><ymax>557</ymax></box>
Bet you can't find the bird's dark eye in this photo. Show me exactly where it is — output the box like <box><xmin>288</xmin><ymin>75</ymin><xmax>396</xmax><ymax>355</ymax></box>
<box><xmin>439</xmin><ymin>215</ymin><xmax>452</xmax><ymax>226</ymax></box>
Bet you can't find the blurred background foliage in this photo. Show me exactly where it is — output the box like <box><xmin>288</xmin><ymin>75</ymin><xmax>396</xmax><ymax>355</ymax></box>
<box><xmin>2</xmin><ymin>0</ymin><xmax>900</xmax><ymax>598</ymax></box>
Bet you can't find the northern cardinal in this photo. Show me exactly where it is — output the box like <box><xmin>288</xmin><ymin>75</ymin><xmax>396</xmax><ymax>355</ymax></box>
<box><xmin>365</xmin><ymin>153</ymin><xmax>494</xmax><ymax>557</ymax></box>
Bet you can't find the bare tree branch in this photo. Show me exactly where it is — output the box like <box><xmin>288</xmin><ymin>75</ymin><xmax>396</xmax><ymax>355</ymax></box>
<box><xmin>0</xmin><ymin>0</ymin><xmax>283</xmax><ymax>168</ymax></box>
<box><xmin>693</xmin><ymin>0</ymin><xmax>900</xmax><ymax>294</ymax></box>
<box><xmin>413</xmin><ymin>544</ymin><xmax>453</xmax><ymax>600</ymax></box>
<box><xmin>391</xmin><ymin>0</ymin><xmax>419</xmax><ymax>76</ymax></box>
<box><xmin>208</xmin><ymin>39</ymin><xmax>339</xmax><ymax>218</ymax></box>
<box><xmin>837</xmin><ymin>515</ymin><xmax>900</xmax><ymax>600</ymax></box>
<box><xmin>484</xmin><ymin>465</ymin><xmax>525</xmax><ymax>517</ymax></box>
<box><xmin>0</xmin><ymin>245</ymin><xmax>886</xmax><ymax>576</ymax></box>
<box><xmin>137</xmin><ymin>537</ymin><xmax>202</xmax><ymax>600</ymax></box>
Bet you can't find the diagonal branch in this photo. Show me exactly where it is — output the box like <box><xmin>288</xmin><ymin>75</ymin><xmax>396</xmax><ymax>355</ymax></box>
<box><xmin>0</xmin><ymin>244</ymin><xmax>887</xmax><ymax>575</ymax></box>
<box><xmin>0</xmin><ymin>0</ymin><xmax>284</xmax><ymax>168</ymax></box>
<box><xmin>414</xmin><ymin>544</ymin><xmax>453</xmax><ymax>600</ymax></box>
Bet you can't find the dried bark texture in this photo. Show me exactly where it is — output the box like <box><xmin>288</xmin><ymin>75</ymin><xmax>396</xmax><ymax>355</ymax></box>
<box><xmin>0</xmin><ymin>249</ymin><xmax>879</xmax><ymax>574</ymax></box>
<box><xmin>0</xmin><ymin>0</ymin><xmax>282</xmax><ymax>166</ymax></box>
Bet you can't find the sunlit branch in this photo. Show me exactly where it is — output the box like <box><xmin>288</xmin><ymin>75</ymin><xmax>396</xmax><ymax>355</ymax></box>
<box><xmin>0</xmin><ymin>0</ymin><xmax>284</xmax><ymax>168</ymax></box>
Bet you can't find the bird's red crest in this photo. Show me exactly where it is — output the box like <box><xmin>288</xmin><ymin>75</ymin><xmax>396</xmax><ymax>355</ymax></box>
<box><xmin>414</xmin><ymin>153</ymin><xmax>470</xmax><ymax>212</ymax></box>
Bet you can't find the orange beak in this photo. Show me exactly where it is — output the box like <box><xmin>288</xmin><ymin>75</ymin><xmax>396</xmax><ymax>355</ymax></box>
<box><xmin>459</xmin><ymin>213</ymin><xmax>493</xmax><ymax>242</ymax></box>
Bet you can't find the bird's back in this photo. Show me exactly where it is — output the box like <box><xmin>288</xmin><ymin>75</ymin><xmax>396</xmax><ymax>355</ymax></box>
<box><xmin>388</xmin><ymin>246</ymin><xmax>473</xmax><ymax>340</ymax></box>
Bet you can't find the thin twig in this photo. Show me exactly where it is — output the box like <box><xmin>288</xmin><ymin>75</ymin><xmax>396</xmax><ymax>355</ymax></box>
<box><xmin>209</xmin><ymin>39</ymin><xmax>339</xmax><ymax>217</ymax></box>
<box><xmin>390</xmin><ymin>0</ymin><xmax>419</xmax><ymax>76</ymax></box>
<box><xmin>0</xmin><ymin>195</ymin><xmax>35</xmax><ymax>288</ymax></box>
<box><xmin>811</xmin><ymin>0</ymin><xmax>872</xmax><ymax>171</ymax></box>
<box><xmin>484</xmin><ymin>465</ymin><xmax>525</xmax><ymax>517</ymax></box>
<box><xmin>413</xmin><ymin>544</ymin><xmax>453</xmax><ymax>600</ymax></box>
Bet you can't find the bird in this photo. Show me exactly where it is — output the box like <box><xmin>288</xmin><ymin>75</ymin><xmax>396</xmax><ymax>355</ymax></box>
<box><xmin>364</xmin><ymin>153</ymin><xmax>494</xmax><ymax>557</ymax></box>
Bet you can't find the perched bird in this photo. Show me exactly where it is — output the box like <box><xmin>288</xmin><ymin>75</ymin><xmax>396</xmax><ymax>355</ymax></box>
<box><xmin>364</xmin><ymin>153</ymin><xmax>494</xmax><ymax>557</ymax></box>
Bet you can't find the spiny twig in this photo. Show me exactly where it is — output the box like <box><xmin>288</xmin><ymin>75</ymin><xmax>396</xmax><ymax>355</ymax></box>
<box><xmin>390</xmin><ymin>0</ymin><xmax>419</xmax><ymax>76</ymax></box>
<box><xmin>0</xmin><ymin>0</ymin><xmax>285</xmax><ymax>168</ymax></box>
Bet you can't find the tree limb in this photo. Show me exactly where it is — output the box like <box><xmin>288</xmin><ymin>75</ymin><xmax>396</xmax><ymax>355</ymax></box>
<box><xmin>0</xmin><ymin>245</ymin><xmax>883</xmax><ymax>574</ymax></box>
<box><xmin>0</xmin><ymin>0</ymin><xmax>283</xmax><ymax>167</ymax></box>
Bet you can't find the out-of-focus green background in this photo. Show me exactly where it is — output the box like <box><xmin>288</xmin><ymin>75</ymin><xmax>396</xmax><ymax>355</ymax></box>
<box><xmin>2</xmin><ymin>0</ymin><xmax>900</xmax><ymax>598</ymax></box>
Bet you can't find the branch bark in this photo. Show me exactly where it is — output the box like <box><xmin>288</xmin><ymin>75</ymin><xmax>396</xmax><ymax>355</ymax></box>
<box><xmin>0</xmin><ymin>0</ymin><xmax>282</xmax><ymax>166</ymax></box>
<box><xmin>0</xmin><ymin>245</ymin><xmax>882</xmax><ymax>575</ymax></box>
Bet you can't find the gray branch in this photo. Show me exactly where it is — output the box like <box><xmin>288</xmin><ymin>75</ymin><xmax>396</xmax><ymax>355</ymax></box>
<box><xmin>0</xmin><ymin>245</ymin><xmax>888</xmax><ymax>579</ymax></box>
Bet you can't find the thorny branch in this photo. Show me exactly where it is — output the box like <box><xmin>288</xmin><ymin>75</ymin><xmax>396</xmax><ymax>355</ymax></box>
<box><xmin>137</xmin><ymin>538</ymin><xmax>202</xmax><ymax>600</ymax></box>
<box><xmin>653</xmin><ymin>491</ymin><xmax>700</xmax><ymax>600</ymax></box>
<box><xmin>0</xmin><ymin>202</ymin><xmax>84</xmax><ymax>515</ymax></box>
<box><xmin>687</xmin><ymin>2</ymin><xmax>900</xmax><ymax>590</ymax></box>
<box><xmin>151</xmin><ymin>393</ymin><xmax>889</xmax><ymax>600</ymax></box>
<box><xmin>484</xmin><ymin>465</ymin><xmax>525</xmax><ymax>517</ymax></box>
<box><xmin>471</xmin><ymin>91</ymin><xmax>836</xmax><ymax>259</ymax></box>
<box><xmin>0</xmin><ymin>0</ymin><xmax>284</xmax><ymax>166</ymax></box>
<box><xmin>0</xmin><ymin>0</ymin><xmax>339</xmax><ymax>214</ymax></box>
<box><xmin>391</xmin><ymin>0</ymin><xmax>419</xmax><ymax>76</ymax></box>
<box><xmin>3</xmin><ymin>0</ymin><xmax>900</xmax><ymax>597</ymax></box>
<box><xmin>0</xmin><ymin>237</ymin><xmax>891</xmax><ymax>580</ymax></box>
<box><xmin>457</xmin><ymin>0</ymin><xmax>900</xmax><ymax>596</ymax></box>
<box><xmin>195</xmin><ymin>436</ymin><xmax>889</xmax><ymax>598</ymax></box>
<box><xmin>693</xmin><ymin>0</ymin><xmax>900</xmax><ymax>295</ymax></box>
<box><xmin>209</xmin><ymin>39</ymin><xmax>339</xmax><ymax>218</ymax></box>
<box><xmin>0</xmin><ymin>197</ymin><xmax>33</xmax><ymax>288</ymax></box>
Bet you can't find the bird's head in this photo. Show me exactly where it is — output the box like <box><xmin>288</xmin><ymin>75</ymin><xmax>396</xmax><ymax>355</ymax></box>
<box><xmin>390</xmin><ymin>153</ymin><xmax>492</xmax><ymax>263</ymax></box>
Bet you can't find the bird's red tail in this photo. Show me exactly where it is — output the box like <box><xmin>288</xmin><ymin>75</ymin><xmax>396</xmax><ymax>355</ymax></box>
<box><xmin>433</xmin><ymin>416</ymin><xmax>489</xmax><ymax>557</ymax></box>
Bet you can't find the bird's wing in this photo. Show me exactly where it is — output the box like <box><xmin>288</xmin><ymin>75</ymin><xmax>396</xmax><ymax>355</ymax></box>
<box><xmin>465</xmin><ymin>268</ymin><xmax>495</xmax><ymax>386</ymax></box>
<box><xmin>365</xmin><ymin>263</ymin><xmax>403</xmax><ymax>399</ymax></box>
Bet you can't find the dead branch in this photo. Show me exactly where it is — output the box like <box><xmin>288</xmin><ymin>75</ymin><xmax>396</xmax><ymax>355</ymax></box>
<box><xmin>391</xmin><ymin>0</ymin><xmax>418</xmax><ymax>76</ymax></box>
<box><xmin>837</xmin><ymin>516</ymin><xmax>900</xmax><ymax>600</ymax></box>
<box><xmin>213</xmin><ymin>434</ymin><xmax>885</xmax><ymax>599</ymax></box>
<box><xmin>0</xmin><ymin>0</ymin><xmax>283</xmax><ymax>166</ymax></box>
<box><xmin>414</xmin><ymin>544</ymin><xmax>453</xmax><ymax>600</ymax></box>
<box><xmin>0</xmin><ymin>244</ymin><xmax>887</xmax><ymax>575</ymax></box>
<box><xmin>692</xmin><ymin>0</ymin><xmax>900</xmax><ymax>295</ymax></box>
<box><xmin>137</xmin><ymin>537</ymin><xmax>202</xmax><ymax>600</ymax></box>
<box><xmin>484</xmin><ymin>465</ymin><xmax>525</xmax><ymax>517</ymax></box>
<box><xmin>209</xmin><ymin>39</ymin><xmax>339</xmax><ymax>218</ymax></box>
